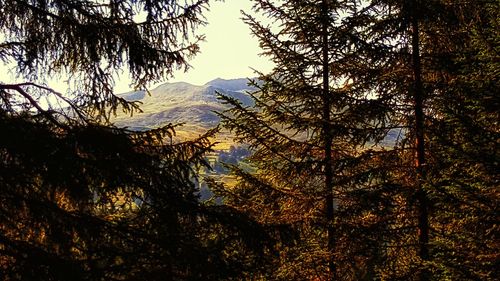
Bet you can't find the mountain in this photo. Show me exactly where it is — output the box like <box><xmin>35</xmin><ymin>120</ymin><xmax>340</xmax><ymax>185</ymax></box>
<box><xmin>113</xmin><ymin>78</ymin><xmax>255</xmax><ymax>133</ymax></box>
<box><xmin>205</xmin><ymin>78</ymin><xmax>257</xmax><ymax>91</ymax></box>
<box><xmin>113</xmin><ymin>78</ymin><xmax>400</xmax><ymax>146</ymax></box>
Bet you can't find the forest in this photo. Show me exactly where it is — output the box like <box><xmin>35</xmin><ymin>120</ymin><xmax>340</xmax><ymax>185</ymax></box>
<box><xmin>0</xmin><ymin>0</ymin><xmax>498</xmax><ymax>280</ymax></box>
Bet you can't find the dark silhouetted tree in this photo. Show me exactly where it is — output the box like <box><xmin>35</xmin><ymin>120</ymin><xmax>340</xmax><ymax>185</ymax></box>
<box><xmin>215</xmin><ymin>0</ymin><xmax>404</xmax><ymax>279</ymax></box>
<box><xmin>215</xmin><ymin>0</ymin><xmax>499</xmax><ymax>280</ymax></box>
<box><xmin>0</xmin><ymin>1</ymin><xmax>274</xmax><ymax>280</ymax></box>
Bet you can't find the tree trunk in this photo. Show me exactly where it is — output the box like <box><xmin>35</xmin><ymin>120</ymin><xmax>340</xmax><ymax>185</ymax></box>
<box><xmin>321</xmin><ymin>0</ymin><xmax>335</xmax><ymax>278</ymax></box>
<box><xmin>409</xmin><ymin>0</ymin><xmax>430</xmax><ymax>280</ymax></box>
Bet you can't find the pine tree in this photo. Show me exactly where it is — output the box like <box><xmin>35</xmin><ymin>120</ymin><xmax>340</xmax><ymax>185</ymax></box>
<box><xmin>215</xmin><ymin>0</ymin><xmax>403</xmax><ymax>279</ymax></box>
<box><xmin>0</xmin><ymin>1</ymin><xmax>273</xmax><ymax>280</ymax></box>
<box><xmin>418</xmin><ymin>1</ymin><xmax>499</xmax><ymax>279</ymax></box>
<box><xmin>0</xmin><ymin>0</ymin><xmax>208</xmax><ymax>119</ymax></box>
<box><xmin>217</xmin><ymin>0</ymin><xmax>499</xmax><ymax>280</ymax></box>
<box><xmin>373</xmin><ymin>1</ymin><xmax>499</xmax><ymax>279</ymax></box>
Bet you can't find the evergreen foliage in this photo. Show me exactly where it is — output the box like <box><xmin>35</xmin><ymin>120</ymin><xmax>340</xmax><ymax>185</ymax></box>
<box><xmin>216</xmin><ymin>0</ymin><xmax>499</xmax><ymax>280</ymax></box>
<box><xmin>0</xmin><ymin>1</ymin><xmax>273</xmax><ymax>280</ymax></box>
<box><xmin>217</xmin><ymin>0</ymin><xmax>402</xmax><ymax>279</ymax></box>
<box><xmin>422</xmin><ymin>1</ymin><xmax>499</xmax><ymax>279</ymax></box>
<box><xmin>1</xmin><ymin>0</ymin><xmax>497</xmax><ymax>280</ymax></box>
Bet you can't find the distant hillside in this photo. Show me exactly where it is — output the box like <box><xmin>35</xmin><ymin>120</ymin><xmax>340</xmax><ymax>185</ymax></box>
<box><xmin>205</xmin><ymin>78</ymin><xmax>258</xmax><ymax>91</ymax></box>
<box><xmin>112</xmin><ymin>77</ymin><xmax>399</xmax><ymax>146</ymax></box>
<box><xmin>113</xmin><ymin>78</ymin><xmax>255</xmax><ymax>133</ymax></box>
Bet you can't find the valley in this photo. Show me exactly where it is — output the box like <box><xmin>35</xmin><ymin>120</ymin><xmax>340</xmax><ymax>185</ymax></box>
<box><xmin>113</xmin><ymin>78</ymin><xmax>257</xmax><ymax>197</ymax></box>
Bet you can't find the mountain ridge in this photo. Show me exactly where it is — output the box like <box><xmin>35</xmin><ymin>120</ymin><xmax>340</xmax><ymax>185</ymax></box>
<box><xmin>112</xmin><ymin>78</ymin><xmax>255</xmax><ymax>133</ymax></box>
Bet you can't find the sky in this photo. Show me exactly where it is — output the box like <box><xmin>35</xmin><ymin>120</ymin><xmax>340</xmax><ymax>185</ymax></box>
<box><xmin>168</xmin><ymin>0</ymin><xmax>274</xmax><ymax>87</ymax></box>
<box><xmin>0</xmin><ymin>0</ymin><xmax>274</xmax><ymax>92</ymax></box>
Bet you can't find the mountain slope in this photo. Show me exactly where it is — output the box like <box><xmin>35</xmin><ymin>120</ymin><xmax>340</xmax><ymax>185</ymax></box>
<box><xmin>113</xmin><ymin>78</ymin><xmax>255</xmax><ymax>133</ymax></box>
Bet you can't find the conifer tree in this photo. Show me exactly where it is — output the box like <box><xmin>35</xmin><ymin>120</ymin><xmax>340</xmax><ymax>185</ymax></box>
<box><xmin>0</xmin><ymin>1</ymin><xmax>273</xmax><ymax>280</ymax></box>
<box><xmin>217</xmin><ymin>0</ymin><xmax>499</xmax><ymax>280</ymax></box>
<box><xmin>418</xmin><ymin>1</ymin><xmax>499</xmax><ymax>279</ymax></box>
<box><xmin>374</xmin><ymin>1</ymin><xmax>499</xmax><ymax>279</ymax></box>
<box><xmin>216</xmin><ymin>0</ymin><xmax>402</xmax><ymax>279</ymax></box>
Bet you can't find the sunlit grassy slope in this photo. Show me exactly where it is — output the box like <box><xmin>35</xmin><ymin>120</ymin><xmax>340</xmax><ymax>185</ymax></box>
<box><xmin>112</xmin><ymin>78</ymin><xmax>255</xmax><ymax>149</ymax></box>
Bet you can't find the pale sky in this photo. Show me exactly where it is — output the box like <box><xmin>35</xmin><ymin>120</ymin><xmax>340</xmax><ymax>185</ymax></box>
<box><xmin>168</xmin><ymin>0</ymin><xmax>273</xmax><ymax>87</ymax></box>
<box><xmin>0</xmin><ymin>0</ymin><xmax>274</xmax><ymax>92</ymax></box>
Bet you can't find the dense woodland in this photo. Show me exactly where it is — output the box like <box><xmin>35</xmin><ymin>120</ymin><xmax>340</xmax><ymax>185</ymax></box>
<box><xmin>0</xmin><ymin>0</ymin><xmax>498</xmax><ymax>280</ymax></box>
